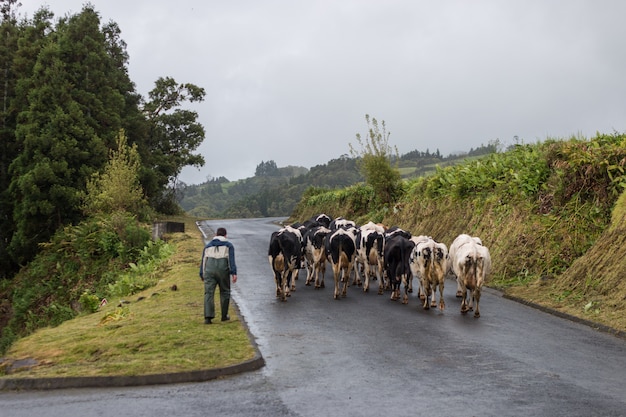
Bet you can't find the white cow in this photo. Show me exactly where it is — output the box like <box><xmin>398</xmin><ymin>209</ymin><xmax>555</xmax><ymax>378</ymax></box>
<box><xmin>449</xmin><ymin>234</ymin><xmax>491</xmax><ymax>318</ymax></box>
<box><xmin>449</xmin><ymin>234</ymin><xmax>482</xmax><ymax>297</ymax></box>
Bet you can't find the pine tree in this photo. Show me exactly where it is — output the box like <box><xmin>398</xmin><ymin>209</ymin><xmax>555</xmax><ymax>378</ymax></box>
<box><xmin>7</xmin><ymin>5</ymin><xmax>134</xmax><ymax>264</ymax></box>
<box><xmin>0</xmin><ymin>0</ymin><xmax>23</xmax><ymax>277</ymax></box>
<box><xmin>83</xmin><ymin>129</ymin><xmax>147</xmax><ymax>217</ymax></box>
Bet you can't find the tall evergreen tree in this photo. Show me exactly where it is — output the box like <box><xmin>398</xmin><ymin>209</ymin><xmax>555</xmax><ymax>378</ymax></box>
<box><xmin>0</xmin><ymin>2</ymin><xmax>53</xmax><ymax>276</ymax></box>
<box><xmin>7</xmin><ymin>5</ymin><xmax>133</xmax><ymax>265</ymax></box>
<box><xmin>56</xmin><ymin>5</ymin><xmax>127</xmax><ymax>150</ymax></box>
<box><xmin>0</xmin><ymin>0</ymin><xmax>21</xmax><ymax>278</ymax></box>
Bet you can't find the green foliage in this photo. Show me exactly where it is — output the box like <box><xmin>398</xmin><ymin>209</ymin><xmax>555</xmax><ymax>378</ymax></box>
<box><xmin>291</xmin><ymin>184</ymin><xmax>377</xmax><ymax>224</ymax></box>
<box><xmin>418</xmin><ymin>142</ymin><xmax>550</xmax><ymax>200</ymax></box>
<box><xmin>140</xmin><ymin>76</ymin><xmax>206</xmax><ymax>212</ymax></box>
<box><xmin>0</xmin><ymin>213</ymin><xmax>173</xmax><ymax>354</ymax></box>
<box><xmin>350</xmin><ymin>115</ymin><xmax>403</xmax><ymax>205</ymax></box>
<box><xmin>1</xmin><ymin>3</ymin><xmax>207</xmax><ymax>278</ymax></box>
<box><xmin>79</xmin><ymin>290</ymin><xmax>101</xmax><ymax>314</ymax></box>
<box><xmin>541</xmin><ymin>133</ymin><xmax>626</xmax><ymax>209</ymax></box>
<box><xmin>108</xmin><ymin>240</ymin><xmax>174</xmax><ymax>298</ymax></box>
<box><xmin>0</xmin><ymin>1</ymin><xmax>27</xmax><ymax>280</ymax></box>
<box><xmin>6</xmin><ymin>5</ymin><xmax>130</xmax><ymax>266</ymax></box>
<box><xmin>83</xmin><ymin>129</ymin><xmax>149</xmax><ymax>218</ymax></box>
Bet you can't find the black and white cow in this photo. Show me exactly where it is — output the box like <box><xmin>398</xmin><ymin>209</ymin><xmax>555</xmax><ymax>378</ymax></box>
<box><xmin>355</xmin><ymin>222</ymin><xmax>386</xmax><ymax>294</ymax></box>
<box><xmin>268</xmin><ymin>226</ymin><xmax>302</xmax><ymax>301</ymax></box>
<box><xmin>383</xmin><ymin>229</ymin><xmax>415</xmax><ymax>304</ymax></box>
<box><xmin>324</xmin><ymin>227</ymin><xmax>357</xmax><ymax>299</ymax></box>
<box><xmin>385</xmin><ymin>225</ymin><xmax>412</xmax><ymax>240</ymax></box>
<box><xmin>313</xmin><ymin>213</ymin><xmax>332</xmax><ymax>228</ymax></box>
<box><xmin>329</xmin><ymin>216</ymin><xmax>357</xmax><ymax>231</ymax></box>
<box><xmin>286</xmin><ymin>222</ymin><xmax>307</xmax><ymax>273</ymax></box>
<box><xmin>302</xmin><ymin>213</ymin><xmax>332</xmax><ymax>230</ymax></box>
<box><xmin>409</xmin><ymin>235</ymin><xmax>432</xmax><ymax>301</ymax></box>
<box><xmin>410</xmin><ymin>236</ymin><xmax>449</xmax><ymax>310</ymax></box>
<box><xmin>303</xmin><ymin>225</ymin><xmax>332</xmax><ymax>289</ymax></box>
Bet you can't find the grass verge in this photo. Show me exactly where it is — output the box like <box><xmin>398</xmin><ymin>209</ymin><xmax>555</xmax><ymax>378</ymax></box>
<box><xmin>0</xmin><ymin>216</ymin><xmax>256</xmax><ymax>379</ymax></box>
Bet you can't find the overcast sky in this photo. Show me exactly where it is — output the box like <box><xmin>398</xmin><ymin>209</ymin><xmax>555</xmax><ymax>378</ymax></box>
<box><xmin>20</xmin><ymin>0</ymin><xmax>626</xmax><ymax>184</ymax></box>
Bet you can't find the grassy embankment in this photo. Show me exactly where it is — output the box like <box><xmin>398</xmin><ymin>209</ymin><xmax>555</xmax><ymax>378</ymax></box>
<box><xmin>291</xmin><ymin>134</ymin><xmax>626</xmax><ymax>334</ymax></box>
<box><xmin>0</xmin><ymin>216</ymin><xmax>256</xmax><ymax>379</ymax></box>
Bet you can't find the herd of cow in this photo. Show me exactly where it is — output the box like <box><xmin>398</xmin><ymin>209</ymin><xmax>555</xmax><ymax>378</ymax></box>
<box><xmin>268</xmin><ymin>213</ymin><xmax>492</xmax><ymax>318</ymax></box>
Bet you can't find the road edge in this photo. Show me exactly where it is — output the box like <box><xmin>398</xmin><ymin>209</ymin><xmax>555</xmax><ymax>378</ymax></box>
<box><xmin>500</xmin><ymin>290</ymin><xmax>626</xmax><ymax>340</ymax></box>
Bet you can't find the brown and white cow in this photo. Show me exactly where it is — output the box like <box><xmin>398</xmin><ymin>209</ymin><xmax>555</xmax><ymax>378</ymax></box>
<box><xmin>449</xmin><ymin>234</ymin><xmax>491</xmax><ymax>317</ymax></box>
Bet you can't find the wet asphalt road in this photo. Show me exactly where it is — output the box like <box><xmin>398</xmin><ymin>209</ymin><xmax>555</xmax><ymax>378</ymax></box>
<box><xmin>2</xmin><ymin>217</ymin><xmax>626</xmax><ymax>417</ymax></box>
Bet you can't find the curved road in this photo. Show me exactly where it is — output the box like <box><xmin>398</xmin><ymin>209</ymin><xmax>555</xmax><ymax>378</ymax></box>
<box><xmin>2</xmin><ymin>217</ymin><xmax>625</xmax><ymax>417</ymax></box>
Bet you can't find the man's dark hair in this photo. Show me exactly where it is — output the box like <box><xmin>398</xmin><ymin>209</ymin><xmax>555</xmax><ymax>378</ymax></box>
<box><xmin>216</xmin><ymin>227</ymin><xmax>227</xmax><ymax>236</ymax></box>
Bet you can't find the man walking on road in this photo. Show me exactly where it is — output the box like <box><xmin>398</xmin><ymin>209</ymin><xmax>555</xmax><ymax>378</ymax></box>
<box><xmin>200</xmin><ymin>227</ymin><xmax>238</xmax><ymax>324</ymax></box>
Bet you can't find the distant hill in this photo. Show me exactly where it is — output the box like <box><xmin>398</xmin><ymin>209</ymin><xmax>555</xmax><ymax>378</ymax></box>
<box><xmin>178</xmin><ymin>143</ymin><xmax>498</xmax><ymax>218</ymax></box>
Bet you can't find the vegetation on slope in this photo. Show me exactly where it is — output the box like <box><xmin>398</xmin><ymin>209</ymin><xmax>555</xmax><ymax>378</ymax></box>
<box><xmin>0</xmin><ymin>132</ymin><xmax>172</xmax><ymax>354</ymax></box>
<box><xmin>291</xmin><ymin>133</ymin><xmax>626</xmax><ymax>332</ymax></box>
<box><xmin>0</xmin><ymin>216</ymin><xmax>255</xmax><ymax>378</ymax></box>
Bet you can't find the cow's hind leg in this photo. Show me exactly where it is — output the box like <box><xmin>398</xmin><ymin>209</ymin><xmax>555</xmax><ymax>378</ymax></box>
<box><xmin>438</xmin><ymin>280</ymin><xmax>445</xmax><ymax>310</ymax></box>
<box><xmin>390</xmin><ymin>282</ymin><xmax>400</xmax><ymax>301</ymax></box>
<box><xmin>421</xmin><ymin>280</ymin><xmax>430</xmax><ymax>309</ymax></box>
<box><xmin>456</xmin><ymin>276</ymin><xmax>463</xmax><ymax>298</ymax></box>
<box><xmin>319</xmin><ymin>263</ymin><xmax>327</xmax><ymax>288</ymax></box>
<box><xmin>290</xmin><ymin>270</ymin><xmax>297</xmax><ymax>292</ymax></box>
<box><xmin>332</xmin><ymin>268</ymin><xmax>341</xmax><ymax>299</ymax></box>
<box><xmin>473</xmin><ymin>288</ymin><xmax>481</xmax><ymax>318</ymax></box>
<box><xmin>460</xmin><ymin>297</ymin><xmax>470</xmax><ymax>314</ymax></box>
<box><xmin>430</xmin><ymin>284</ymin><xmax>437</xmax><ymax>308</ymax></box>
<box><xmin>274</xmin><ymin>273</ymin><xmax>283</xmax><ymax>299</ymax></box>
<box><xmin>341</xmin><ymin>269</ymin><xmax>349</xmax><ymax>297</ymax></box>
<box><xmin>460</xmin><ymin>291</ymin><xmax>470</xmax><ymax>314</ymax></box>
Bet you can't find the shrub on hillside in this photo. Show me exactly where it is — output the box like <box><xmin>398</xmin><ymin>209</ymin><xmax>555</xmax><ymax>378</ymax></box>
<box><xmin>0</xmin><ymin>213</ymin><xmax>172</xmax><ymax>354</ymax></box>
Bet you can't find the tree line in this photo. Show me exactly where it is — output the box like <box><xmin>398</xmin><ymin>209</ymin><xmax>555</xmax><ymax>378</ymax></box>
<box><xmin>0</xmin><ymin>2</ymin><xmax>206</xmax><ymax>279</ymax></box>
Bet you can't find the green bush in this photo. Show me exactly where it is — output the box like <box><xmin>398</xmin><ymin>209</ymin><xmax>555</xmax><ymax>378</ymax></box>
<box><xmin>0</xmin><ymin>213</ymin><xmax>173</xmax><ymax>354</ymax></box>
<box><xmin>108</xmin><ymin>240</ymin><xmax>173</xmax><ymax>298</ymax></box>
<box><xmin>79</xmin><ymin>290</ymin><xmax>101</xmax><ymax>313</ymax></box>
